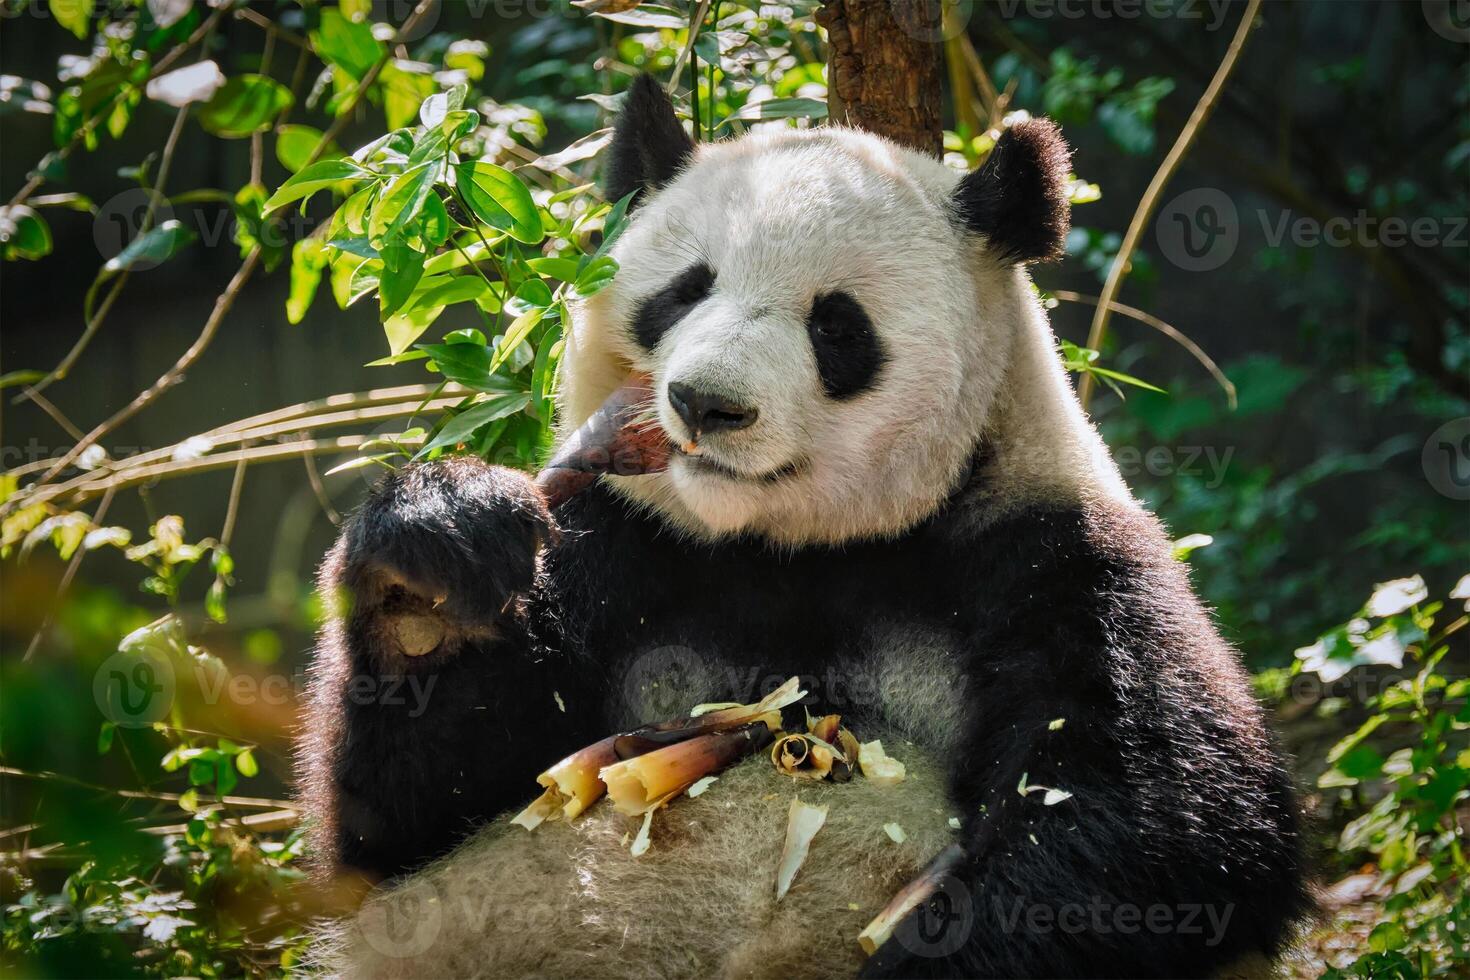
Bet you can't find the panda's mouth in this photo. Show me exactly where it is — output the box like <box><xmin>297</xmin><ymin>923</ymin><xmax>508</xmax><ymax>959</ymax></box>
<box><xmin>674</xmin><ymin>447</ymin><xmax>805</xmax><ymax>484</ymax></box>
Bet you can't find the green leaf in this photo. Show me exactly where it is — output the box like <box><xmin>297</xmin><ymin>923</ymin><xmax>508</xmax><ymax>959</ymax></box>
<box><xmin>235</xmin><ymin>749</ymin><xmax>259</xmax><ymax>778</ymax></box>
<box><xmin>419</xmin><ymin>84</ymin><xmax>468</xmax><ymax>127</ymax></box>
<box><xmin>379</xmin><ymin>241</ymin><xmax>425</xmax><ymax>317</ymax></box>
<box><xmin>418</xmin><ymin>393</ymin><xmax>532</xmax><ymax>457</ymax></box>
<box><xmin>378</xmin><ymin>60</ymin><xmax>434</xmax><ymax>130</ymax></box>
<box><xmin>489</xmin><ymin>308</ymin><xmax>545</xmax><ymax>375</ymax></box>
<box><xmin>311</xmin><ymin>9</ymin><xmax>384</xmax><ymax>82</ymax></box>
<box><xmin>573</xmin><ymin>255</ymin><xmax>619</xmax><ymax>297</ymax></box>
<box><xmin>414</xmin><ymin>192</ymin><xmax>452</xmax><ymax>248</ymax></box>
<box><xmin>276</xmin><ymin>124</ymin><xmax>338</xmax><ymax>172</ymax></box>
<box><xmin>96</xmin><ymin>218</ymin><xmax>194</xmax><ymax>281</ymax></box>
<box><xmin>287</xmin><ymin>238</ymin><xmax>328</xmax><ymax>324</ymax></box>
<box><xmin>97</xmin><ymin>720</ymin><xmax>116</xmax><ymax>754</ymax></box>
<box><xmin>527</xmin><ymin>256</ymin><xmax>581</xmax><ymax>282</ymax></box>
<box><xmin>197</xmin><ymin>75</ymin><xmax>294</xmax><ymax>139</ymax></box>
<box><xmin>49</xmin><ymin>0</ymin><xmax>93</xmax><ymax>39</ymax></box>
<box><xmin>263</xmin><ymin>160</ymin><xmax>366</xmax><ymax>215</ymax></box>
<box><xmin>418</xmin><ymin>342</ymin><xmax>521</xmax><ymax>393</ymax></box>
<box><xmin>0</xmin><ymin>205</ymin><xmax>52</xmax><ymax>261</ymax></box>
<box><xmin>369</xmin><ymin>163</ymin><xmax>437</xmax><ymax>242</ymax></box>
<box><xmin>592</xmin><ymin>190</ymin><xmax>637</xmax><ymax>260</ymax></box>
<box><xmin>718</xmin><ymin>97</ymin><xmax>828</xmax><ymax>129</ymax></box>
<box><xmin>454</xmin><ymin>162</ymin><xmax>543</xmax><ymax>244</ymax></box>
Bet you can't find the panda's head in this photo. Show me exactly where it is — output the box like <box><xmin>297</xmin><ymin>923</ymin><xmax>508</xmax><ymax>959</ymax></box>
<box><xmin>564</xmin><ymin>76</ymin><xmax>1073</xmax><ymax>545</ymax></box>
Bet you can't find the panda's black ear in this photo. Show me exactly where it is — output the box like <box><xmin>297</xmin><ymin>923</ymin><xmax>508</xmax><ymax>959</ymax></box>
<box><xmin>952</xmin><ymin>119</ymin><xmax>1071</xmax><ymax>264</ymax></box>
<box><xmin>604</xmin><ymin>74</ymin><xmax>694</xmax><ymax>208</ymax></box>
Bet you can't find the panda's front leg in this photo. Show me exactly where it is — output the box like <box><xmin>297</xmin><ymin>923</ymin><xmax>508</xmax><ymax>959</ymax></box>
<box><xmin>299</xmin><ymin>456</ymin><xmax>586</xmax><ymax>880</ymax></box>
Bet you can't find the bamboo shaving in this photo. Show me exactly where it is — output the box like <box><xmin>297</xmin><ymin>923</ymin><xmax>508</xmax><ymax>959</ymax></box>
<box><xmin>775</xmin><ymin>798</ymin><xmax>828</xmax><ymax>901</ymax></box>
<box><xmin>858</xmin><ymin>740</ymin><xmax>906</xmax><ymax>786</ymax></box>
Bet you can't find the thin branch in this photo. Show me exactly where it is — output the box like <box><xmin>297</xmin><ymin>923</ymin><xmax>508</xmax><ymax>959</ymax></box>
<box><xmin>1077</xmin><ymin>0</ymin><xmax>1263</xmax><ymax>410</ymax></box>
<box><xmin>302</xmin><ymin>451</ymin><xmax>342</xmax><ymax>525</ymax></box>
<box><xmin>1050</xmin><ymin>291</ymin><xmax>1236</xmax><ymax>409</ymax></box>
<box><xmin>18</xmin><ymin>397</ymin><xmax>455</xmax><ymax>513</ymax></box>
<box><xmin>3</xmin><ymin>385</ymin><xmax>446</xmax><ymax>485</ymax></box>
<box><xmin>61</xmin><ymin>435</ymin><xmax>416</xmax><ymax>508</ymax></box>
<box><xmin>220</xmin><ymin>452</ymin><xmax>249</xmax><ymax>547</ymax></box>
<box><xmin>234</xmin><ymin>6</ymin><xmax>313</xmax><ymax>53</ymax></box>
<box><xmin>0</xmin><ymin>766</ymin><xmax>293</xmax><ymax>810</ymax></box>
<box><xmin>19</xmin><ymin>386</ymin><xmax>84</xmax><ymax>441</ymax></box>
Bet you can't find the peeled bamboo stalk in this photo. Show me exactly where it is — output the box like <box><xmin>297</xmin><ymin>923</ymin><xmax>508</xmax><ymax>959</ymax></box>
<box><xmin>857</xmin><ymin>844</ymin><xmax>966</xmax><ymax>955</ymax></box>
<box><xmin>511</xmin><ymin>735</ymin><xmax>621</xmax><ymax>830</ymax></box>
<box><xmin>512</xmin><ymin>677</ymin><xmax>807</xmax><ymax>828</ymax></box>
<box><xmin>601</xmin><ymin>722</ymin><xmax>775</xmax><ymax>815</ymax></box>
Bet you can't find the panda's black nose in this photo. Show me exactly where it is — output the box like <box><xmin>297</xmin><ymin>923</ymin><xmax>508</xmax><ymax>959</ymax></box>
<box><xmin>668</xmin><ymin>382</ymin><xmax>758</xmax><ymax>435</ymax></box>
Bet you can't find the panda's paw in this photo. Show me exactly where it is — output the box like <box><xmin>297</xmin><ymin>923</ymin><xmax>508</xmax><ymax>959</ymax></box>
<box><xmin>337</xmin><ymin>456</ymin><xmax>555</xmax><ymax>660</ymax></box>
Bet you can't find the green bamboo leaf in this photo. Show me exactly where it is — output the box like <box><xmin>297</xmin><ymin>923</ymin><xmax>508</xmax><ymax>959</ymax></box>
<box><xmin>197</xmin><ymin>75</ymin><xmax>294</xmax><ymax>139</ymax></box>
<box><xmin>454</xmin><ymin>161</ymin><xmax>543</xmax><ymax>244</ymax></box>
<box><xmin>0</xmin><ymin>205</ymin><xmax>53</xmax><ymax>261</ymax></box>
<box><xmin>717</xmin><ymin>97</ymin><xmax>827</xmax><ymax>129</ymax></box>
<box><xmin>488</xmin><ymin>308</ymin><xmax>545</xmax><ymax>374</ymax></box>
<box><xmin>417</xmin><ymin>393</ymin><xmax>532</xmax><ymax>457</ymax></box>
<box><xmin>310</xmin><ymin>9</ymin><xmax>384</xmax><ymax>82</ymax></box>
<box><xmin>378</xmin><ymin>241</ymin><xmax>425</xmax><ymax>318</ymax></box>
<box><xmin>369</xmin><ymin>163</ymin><xmax>436</xmax><ymax>241</ymax></box>
<box><xmin>263</xmin><ymin>160</ymin><xmax>367</xmax><ymax>215</ymax></box>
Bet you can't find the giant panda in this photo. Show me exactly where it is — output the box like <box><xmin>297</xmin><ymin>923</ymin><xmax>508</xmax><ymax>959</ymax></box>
<box><xmin>299</xmin><ymin>75</ymin><xmax>1309</xmax><ymax>978</ymax></box>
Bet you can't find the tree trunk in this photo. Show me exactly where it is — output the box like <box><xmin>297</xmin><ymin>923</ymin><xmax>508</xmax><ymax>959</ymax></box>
<box><xmin>816</xmin><ymin>0</ymin><xmax>945</xmax><ymax>157</ymax></box>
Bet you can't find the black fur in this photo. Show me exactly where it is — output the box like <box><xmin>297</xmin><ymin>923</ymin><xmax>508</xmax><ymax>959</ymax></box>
<box><xmin>604</xmin><ymin>73</ymin><xmax>694</xmax><ymax>207</ymax></box>
<box><xmin>807</xmin><ymin>290</ymin><xmax>887</xmax><ymax>399</ymax></box>
<box><xmin>631</xmin><ymin>262</ymin><xmax>715</xmax><ymax>350</ymax></box>
<box><xmin>953</xmin><ymin>119</ymin><xmax>1072</xmax><ymax>264</ymax></box>
<box><xmin>302</xmin><ymin>452</ymin><xmax>1308</xmax><ymax>975</ymax></box>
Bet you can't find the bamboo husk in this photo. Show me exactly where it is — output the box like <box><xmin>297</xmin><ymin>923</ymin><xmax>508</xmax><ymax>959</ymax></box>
<box><xmin>535</xmin><ymin>373</ymin><xmax>672</xmax><ymax>510</ymax></box>
<box><xmin>771</xmin><ymin>733</ymin><xmax>843</xmax><ymax>781</ymax></box>
<box><xmin>857</xmin><ymin>844</ymin><xmax>965</xmax><ymax>955</ymax></box>
<box><xmin>511</xmin><ymin>676</ymin><xmax>807</xmax><ymax>829</ymax></box>
<box><xmin>601</xmin><ymin>722</ymin><xmax>774</xmax><ymax>815</ymax></box>
<box><xmin>775</xmin><ymin>798</ymin><xmax>829</xmax><ymax>900</ymax></box>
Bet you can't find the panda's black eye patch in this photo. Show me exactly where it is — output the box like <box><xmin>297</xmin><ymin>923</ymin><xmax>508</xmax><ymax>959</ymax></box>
<box><xmin>631</xmin><ymin>263</ymin><xmax>715</xmax><ymax>350</ymax></box>
<box><xmin>807</xmin><ymin>291</ymin><xmax>886</xmax><ymax>399</ymax></box>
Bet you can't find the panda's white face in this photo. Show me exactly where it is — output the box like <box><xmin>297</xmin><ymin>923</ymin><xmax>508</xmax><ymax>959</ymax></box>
<box><xmin>566</xmin><ymin>128</ymin><xmax>1015</xmax><ymax>544</ymax></box>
